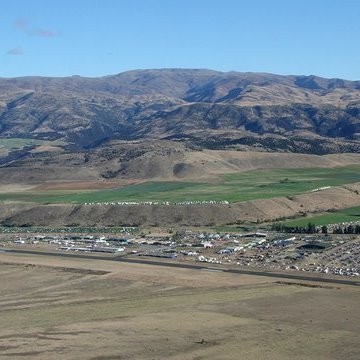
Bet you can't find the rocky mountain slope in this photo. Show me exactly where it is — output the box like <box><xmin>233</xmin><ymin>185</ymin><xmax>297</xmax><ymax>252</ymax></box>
<box><xmin>1</xmin><ymin>69</ymin><xmax>360</xmax><ymax>152</ymax></box>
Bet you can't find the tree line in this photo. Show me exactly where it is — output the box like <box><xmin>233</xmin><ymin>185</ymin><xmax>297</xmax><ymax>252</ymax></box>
<box><xmin>271</xmin><ymin>222</ymin><xmax>360</xmax><ymax>234</ymax></box>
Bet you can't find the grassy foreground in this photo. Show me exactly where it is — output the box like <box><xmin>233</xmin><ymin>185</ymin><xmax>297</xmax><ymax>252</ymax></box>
<box><xmin>1</xmin><ymin>259</ymin><xmax>359</xmax><ymax>359</ymax></box>
<box><xmin>1</xmin><ymin>165</ymin><xmax>360</xmax><ymax>204</ymax></box>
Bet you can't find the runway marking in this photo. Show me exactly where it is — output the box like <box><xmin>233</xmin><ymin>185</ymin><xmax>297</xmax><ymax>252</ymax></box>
<box><xmin>201</xmin><ymin>268</ymin><xmax>224</xmax><ymax>272</ymax></box>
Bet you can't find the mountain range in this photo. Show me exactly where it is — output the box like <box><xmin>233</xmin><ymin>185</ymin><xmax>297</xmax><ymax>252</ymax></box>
<box><xmin>0</xmin><ymin>69</ymin><xmax>360</xmax><ymax>170</ymax></box>
<box><xmin>1</xmin><ymin>69</ymin><xmax>360</xmax><ymax>225</ymax></box>
<box><xmin>1</xmin><ymin>68</ymin><xmax>360</xmax><ymax>153</ymax></box>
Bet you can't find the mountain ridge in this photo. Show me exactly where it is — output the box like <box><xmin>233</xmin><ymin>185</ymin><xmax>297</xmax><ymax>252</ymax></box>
<box><xmin>1</xmin><ymin>68</ymin><xmax>360</xmax><ymax>152</ymax></box>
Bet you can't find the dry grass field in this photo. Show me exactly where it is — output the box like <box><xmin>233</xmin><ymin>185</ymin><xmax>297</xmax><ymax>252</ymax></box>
<box><xmin>0</xmin><ymin>252</ymin><xmax>359</xmax><ymax>360</ymax></box>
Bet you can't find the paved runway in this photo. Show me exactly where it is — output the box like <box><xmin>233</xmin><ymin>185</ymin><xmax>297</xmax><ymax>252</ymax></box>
<box><xmin>3</xmin><ymin>248</ymin><xmax>360</xmax><ymax>287</ymax></box>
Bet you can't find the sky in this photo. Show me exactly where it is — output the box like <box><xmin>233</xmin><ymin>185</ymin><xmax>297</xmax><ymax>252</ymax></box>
<box><xmin>1</xmin><ymin>0</ymin><xmax>360</xmax><ymax>80</ymax></box>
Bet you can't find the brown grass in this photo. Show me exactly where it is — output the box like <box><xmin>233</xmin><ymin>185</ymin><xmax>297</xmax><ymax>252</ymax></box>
<box><xmin>34</xmin><ymin>180</ymin><xmax>140</xmax><ymax>191</ymax></box>
<box><xmin>0</xmin><ymin>252</ymin><xmax>359</xmax><ymax>360</ymax></box>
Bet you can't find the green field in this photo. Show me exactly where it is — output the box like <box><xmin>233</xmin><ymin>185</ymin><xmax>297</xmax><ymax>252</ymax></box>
<box><xmin>0</xmin><ymin>138</ymin><xmax>65</xmax><ymax>155</ymax></box>
<box><xmin>1</xmin><ymin>165</ymin><xmax>360</xmax><ymax>204</ymax></box>
<box><xmin>282</xmin><ymin>205</ymin><xmax>360</xmax><ymax>227</ymax></box>
<box><xmin>210</xmin><ymin>226</ymin><xmax>258</xmax><ymax>233</ymax></box>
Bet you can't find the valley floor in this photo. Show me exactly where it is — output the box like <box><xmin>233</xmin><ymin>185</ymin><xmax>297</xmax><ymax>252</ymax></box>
<box><xmin>0</xmin><ymin>252</ymin><xmax>359</xmax><ymax>359</ymax></box>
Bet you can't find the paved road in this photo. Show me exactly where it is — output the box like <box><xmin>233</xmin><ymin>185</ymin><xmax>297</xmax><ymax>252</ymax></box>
<box><xmin>2</xmin><ymin>248</ymin><xmax>360</xmax><ymax>287</ymax></box>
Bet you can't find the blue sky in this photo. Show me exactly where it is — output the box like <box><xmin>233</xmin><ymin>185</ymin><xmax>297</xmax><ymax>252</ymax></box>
<box><xmin>1</xmin><ymin>0</ymin><xmax>360</xmax><ymax>79</ymax></box>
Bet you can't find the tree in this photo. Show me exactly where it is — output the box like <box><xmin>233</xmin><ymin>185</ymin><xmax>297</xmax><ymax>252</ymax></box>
<box><xmin>334</xmin><ymin>226</ymin><xmax>343</xmax><ymax>234</ymax></box>
<box><xmin>307</xmin><ymin>222</ymin><xmax>316</xmax><ymax>234</ymax></box>
<box><xmin>321</xmin><ymin>225</ymin><xmax>328</xmax><ymax>234</ymax></box>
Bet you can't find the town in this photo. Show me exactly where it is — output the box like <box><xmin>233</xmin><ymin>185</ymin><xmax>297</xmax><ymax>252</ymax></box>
<box><xmin>2</xmin><ymin>226</ymin><xmax>359</xmax><ymax>278</ymax></box>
